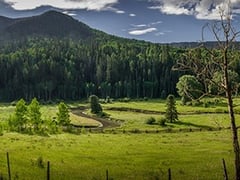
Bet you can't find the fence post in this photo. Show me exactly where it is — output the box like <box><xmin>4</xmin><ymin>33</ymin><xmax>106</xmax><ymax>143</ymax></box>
<box><xmin>47</xmin><ymin>161</ymin><xmax>50</xmax><ymax>180</ymax></box>
<box><xmin>0</xmin><ymin>173</ymin><xmax>3</xmax><ymax>180</ymax></box>
<box><xmin>6</xmin><ymin>152</ymin><xmax>11</xmax><ymax>180</ymax></box>
<box><xmin>106</xmin><ymin>169</ymin><xmax>108</xmax><ymax>180</ymax></box>
<box><xmin>222</xmin><ymin>158</ymin><xmax>228</xmax><ymax>180</ymax></box>
<box><xmin>168</xmin><ymin>168</ymin><xmax>171</xmax><ymax>180</ymax></box>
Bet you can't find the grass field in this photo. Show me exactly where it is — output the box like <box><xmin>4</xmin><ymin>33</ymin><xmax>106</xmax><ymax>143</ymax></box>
<box><xmin>0</xmin><ymin>98</ymin><xmax>238</xmax><ymax>179</ymax></box>
<box><xmin>0</xmin><ymin>131</ymin><xmax>235</xmax><ymax>180</ymax></box>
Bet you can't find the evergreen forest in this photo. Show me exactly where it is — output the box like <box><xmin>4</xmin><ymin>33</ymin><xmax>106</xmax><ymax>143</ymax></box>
<box><xmin>0</xmin><ymin>37</ymin><xmax>184</xmax><ymax>101</ymax></box>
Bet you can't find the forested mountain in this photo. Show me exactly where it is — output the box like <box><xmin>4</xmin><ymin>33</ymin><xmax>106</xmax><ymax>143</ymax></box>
<box><xmin>0</xmin><ymin>11</ymin><xmax>184</xmax><ymax>101</ymax></box>
<box><xmin>0</xmin><ymin>11</ymin><xmax>96</xmax><ymax>41</ymax></box>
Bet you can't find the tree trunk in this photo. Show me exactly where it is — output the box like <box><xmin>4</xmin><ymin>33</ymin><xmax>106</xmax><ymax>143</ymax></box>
<box><xmin>224</xmin><ymin>49</ymin><xmax>240</xmax><ymax>180</ymax></box>
<box><xmin>227</xmin><ymin>90</ymin><xmax>240</xmax><ymax>180</ymax></box>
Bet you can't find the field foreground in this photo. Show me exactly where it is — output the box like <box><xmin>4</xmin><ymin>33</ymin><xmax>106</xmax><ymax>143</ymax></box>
<box><xmin>0</xmin><ymin>131</ymin><xmax>235</xmax><ymax>180</ymax></box>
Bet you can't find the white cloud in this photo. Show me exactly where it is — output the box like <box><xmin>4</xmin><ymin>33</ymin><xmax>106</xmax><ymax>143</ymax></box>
<box><xmin>103</xmin><ymin>6</ymin><xmax>125</xmax><ymax>14</ymax></box>
<box><xmin>155</xmin><ymin>32</ymin><xmax>165</xmax><ymax>36</ymax></box>
<box><xmin>129</xmin><ymin>13</ymin><xmax>136</xmax><ymax>17</ymax></box>
<box><xmin>62</xmin><ymin>11</ymin><xmax>77</xmax><ymax>16</ymax></box>
<box><xmin>149</xmin><ymin>0</ymin><xmax>239</xmax><ymax>20</ymax></box>
<box><xmin>129</xmin><ymin>28</ymin><xmax>157</xmax><ymax>35</ymax></box>
<box><xmin>131</xmin><ymin>24</ymin><xmax>147</xmax><ymax>28</ymax></box>
<box><xmin>116</xmin><ymin>10</ymin><xmax>125</xmax><ymax>14</ymax></box>
<box><xmin>4</xmin><ymin>0</ymin><xmax>119</xmax><ymax>11</ymax></box>
<box><xmin>151</xmin><ymin>20</ymin><xmax>162</xmax><ymax>25</ymax></box>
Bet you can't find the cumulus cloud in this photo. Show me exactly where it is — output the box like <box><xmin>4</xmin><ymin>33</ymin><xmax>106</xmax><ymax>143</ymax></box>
<box><xmin>129</xmin><ymin>28</ymin><xmax>157</xmax><ymax>35</ymax></box>
<box><xmin>4</xmin><ymin>0</ymin><xmax>119</xmax><ymax>11</ymax></box>
<box><xmin>149</xmin><ymin>0</ymin><xmax>238</xmax><ymax>20</ymax></box>
<box><xmin>129</xmin><ymin>13</ymin><xmax>136</xmax><ymax>17</ymax></box>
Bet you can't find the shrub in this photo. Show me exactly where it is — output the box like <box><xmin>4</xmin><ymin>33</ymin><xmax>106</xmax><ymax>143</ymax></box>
<box><xmin>146</xmin><ymin>117</ymin><xmax>156</xmax><ymax>125</ymax></box>
<box><xmin>143</xmin><ymin>97</ymin><xmax>148</xmax><ymax>101</ymax></box>
<box><xmin>36</xmin><ymin>156</ymin><xmax>44</xmax><ymax>168</ymax></box>
<box><xmin>158</xmin><ymin>118</ymin><xmax>166</xmax><ymax>126</ymax></box>
<box><xmin>119</xmin><ymin>97</ymin><xmax>131</xmax><ymax>102</ymax></box>
<box><xmin>130</xmin><ymin>128</ymin><xmax>141</xmax><ymax>133</ymax></box>
<box><xmin>89</xmin><ymin>95</ymin><xmax>102</xmax><ymax>114</ymax></box>
<box><xmin>106</xmin><ymin>96</ymin><xmax>111</xmax><ymax>103</ymax></box>
<box><xmin>97</xmin><ymin>111</ymin><xmax>110</xmax><ymax>118</ymax></box>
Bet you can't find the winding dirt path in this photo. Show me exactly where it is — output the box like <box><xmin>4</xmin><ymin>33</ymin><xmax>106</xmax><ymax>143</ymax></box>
<box><xmin>70</xmin><ymin>107</ymin><xmax>120</xmax><ymax>129</ymax></box>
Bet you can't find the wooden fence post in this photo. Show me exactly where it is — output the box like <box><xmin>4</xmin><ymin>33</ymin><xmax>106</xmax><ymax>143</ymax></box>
<box><xmin>47</xmin><ymin>161</ymin><xmax>50</xmax><ymax>180</ymax></box>
<box><xmin>222</xmin><ymin>158</ymin><xmax>228</xmax><ymax>180</ymax></box>
<box><xmin>6</xmin><ymin>152</ymin><xmax>11</xmax><ymax>180</ymax></box>
<box><xmin>0</xmin><ymin>173</ymin><xmax>3</xmax><ymax>180</ymax></box>
<box><xmin>168</xmin><ymin>168</ymin><xmax>171</xmax><ymax>180</ymax></box>
<box><xmin>106</xmin><ymin>169</ymin><xmax>108</xmax><ymax>180</ymax></box>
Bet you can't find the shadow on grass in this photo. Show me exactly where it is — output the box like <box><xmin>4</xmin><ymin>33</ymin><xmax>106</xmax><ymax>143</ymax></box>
<box><xmin>172</xmin><ymin>121</ymin><xmax>214</xmax><ymax>129</ymax></box>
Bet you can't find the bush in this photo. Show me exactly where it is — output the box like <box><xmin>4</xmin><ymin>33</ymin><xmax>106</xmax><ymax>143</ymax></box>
<box><xmin>191</xmin><ymin>100</ymin><xmax>203</xmax><ymax>106</ymax></box>
<box><xmin>105</xmin><ymin>96</ymin><xmax>111</xmax><ymax>103</ymax></box>
<box><xmin>36</xmin><ymin>156</ymin><xmax>44</xmax><ymax>168</ymax></box>
<box><xmin>143</xmin><ymin>97</ymin><xmax>148</xmax><ymax>101</ymax></box>
<box><xmin>0</xmin><ymin>124</ymin><xmax>3</xmax><ymax>136</ymax></box>
<box><xmin>97</xmin><ymin>111</ymin><xmax>110</xmax><ymax>118</ymax></box>
<box><xmin>145</xmin><ymin>117</ymin><xmax>156</xmax><ymax>125</ymax></box>
<box><xmin>158</xmin><ymin>118</ymin><xmax>166</xmax><ymax>126</ymax></box>
<box><xmin>10</xmin><ymin>100</ymin><xmax>17</xmax><ymax>106</ymax></box>
<box><xmin>89</xmin><ymin>95</ymin><xmax>102</xmax><ymax>114</ymax></box>
<box><xmin>119</xmin><ymin>97</ymin><xmax>131</xmax><ymax>102</ymax></box>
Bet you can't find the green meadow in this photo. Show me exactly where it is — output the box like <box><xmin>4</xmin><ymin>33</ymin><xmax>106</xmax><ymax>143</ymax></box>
<box><xmin>0</xmin><ymin>98</ymin><xmax>238</xmax><ymax>179</ymax></box>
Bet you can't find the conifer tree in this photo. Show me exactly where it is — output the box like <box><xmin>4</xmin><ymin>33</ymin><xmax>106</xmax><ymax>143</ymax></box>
<box><xmin>165</xmin><ymin>94</ymin><xmax>178</xmax><ymax>123</ymax></box>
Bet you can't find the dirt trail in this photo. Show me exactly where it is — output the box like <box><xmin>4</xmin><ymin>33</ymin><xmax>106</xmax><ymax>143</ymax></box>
<box><xmin>70</xmin><ymin>107</ymin><xmax>120</xmax><ymax>129</ymax></box>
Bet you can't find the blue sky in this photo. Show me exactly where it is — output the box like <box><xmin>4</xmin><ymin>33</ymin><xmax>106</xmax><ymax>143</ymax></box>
<box><xmin>0</xmin><ymin>0</ymin><xmax>239</xmax><ymax>43</ymax></box>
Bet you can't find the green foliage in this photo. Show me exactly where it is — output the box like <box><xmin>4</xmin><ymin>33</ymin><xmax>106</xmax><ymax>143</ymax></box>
<box><xmin>28</xmin><ymin>98</ymin><xmax>42</xmax><ymax>131</ymax></box>
<box><xmin>158</xmin><ymin>118</ymin><xmax>166</xmax><ymax>126</ymax></box>
<box><xmin>57</xmin><ymin>102</ymin><xmax>70</xmax><ymax>126</ymax></box>
<box><xmin>89</xmin><ymin>95</ymin><xmax>102</xmax><ymax>114</ymax></box>
<box><xmin>36</xmin><ymin>156</ymin><xmax>44</xmax><ymax>169</ymax></box>
<box><xmin>165</xmin><ymin>94</ymin><xmax>178</xmax><ymax>123</ymax></box>
<box><xmin>97</xmin><ymin>111</ymin><xmax>109</xmax><ymax>118</ymax></box>
<box><xmin>177</xmin><ymin>75</ymin><xmax>203</xmax><ymax>104</ymax></box>
<box><xmin>145</xmin><ymin>117</ymin><xmax>156</xmax><ymax>125</ymax></box>
<box><xmin>8</xmin><ymin>98</ymin><xmax>57</xmax><ymax>134</ymax></box>
<box><xmin>118</xmin><ymin>97</ymin><xmax>131</xmax><ymax>102</ymax></box>
<box><xmin>9</xmin><ymin>99</ymin><xmax>28</xmax><ymax>131</ymax></box>
<box><xmin>208</xmin><ymin>70</ymin><xmax>239</xmax><ymax>95</ymax></box>
<box><xmin>0</xmin><ymin>38</ymin><xmax>180</xmax><ymax>101</ymax></box>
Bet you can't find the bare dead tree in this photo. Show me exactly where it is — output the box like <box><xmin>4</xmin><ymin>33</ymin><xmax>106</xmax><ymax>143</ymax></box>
<box><xmin>173</xmin><ymin>1</ymin><xmax>240</xmax><ymax>179</ymax></box>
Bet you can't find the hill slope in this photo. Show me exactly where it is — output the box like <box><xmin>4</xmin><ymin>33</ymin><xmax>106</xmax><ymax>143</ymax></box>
<box><xmin>0</xmin><ymin>11</ymin><xmax>96</xmax><ymax>41</ymax></box>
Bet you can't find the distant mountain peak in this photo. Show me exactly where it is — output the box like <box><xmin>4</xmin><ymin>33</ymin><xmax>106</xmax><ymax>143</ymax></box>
<box><xmin>0</xmin><ymin>10</ymin><xmax>95</xmax><ymax>41</ymax></box>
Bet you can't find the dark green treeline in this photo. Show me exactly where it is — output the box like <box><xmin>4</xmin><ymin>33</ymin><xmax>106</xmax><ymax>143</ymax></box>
<box><xmin>0</xmin><ymin>37</ymin><xmax>183</xmax><ymax>101</ymax></box>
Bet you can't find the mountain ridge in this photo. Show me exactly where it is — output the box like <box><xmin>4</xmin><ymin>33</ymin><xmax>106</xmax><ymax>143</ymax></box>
<box><xmin>0</xmin><ymin>10</ymin><xmax>231</xmax><ymax>48</ymax></box>
<box><xmin>0</xmin><ymin>10</ymin><xmax>96</xmax><ymax>41</ymax></box>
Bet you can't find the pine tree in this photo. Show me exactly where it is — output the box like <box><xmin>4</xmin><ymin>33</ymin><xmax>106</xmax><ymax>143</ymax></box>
<box><xmin>165</xmin><ymin>94</ymin><xmax>178</xmax><ymax>123</ymax></box>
